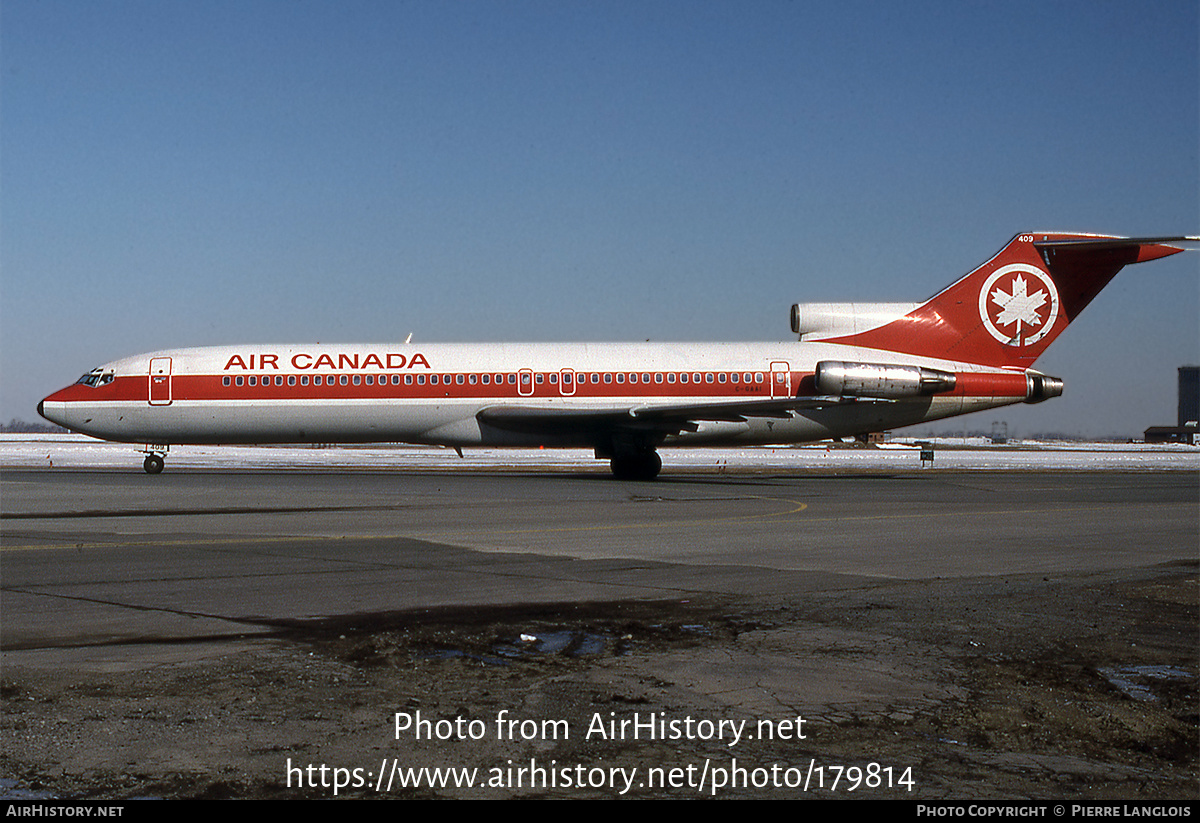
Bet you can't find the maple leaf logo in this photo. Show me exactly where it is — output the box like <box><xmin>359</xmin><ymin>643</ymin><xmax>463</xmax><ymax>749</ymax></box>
<box><xmin>977</xmin><ymin>264</ymin><xmax>1060</xmax><ymax>347</ymax></box>
<box><xmin>990</xmin><ymin>274</ymin><xmax>1048</xmax><ymax>334</ymax></box>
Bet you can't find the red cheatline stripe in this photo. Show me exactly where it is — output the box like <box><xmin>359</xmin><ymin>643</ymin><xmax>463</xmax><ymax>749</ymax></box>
<box><xmin>50</xmin><ymin>367</ymin><xmax>1031</xmax><ymax>403</ymax></box>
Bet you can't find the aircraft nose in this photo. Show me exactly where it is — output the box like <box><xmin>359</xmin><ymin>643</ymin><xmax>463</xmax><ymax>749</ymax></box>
<box><xmin>38</xmin><ymin>395</ymin><xmax>69</xmax><ymax>428</ymax></box>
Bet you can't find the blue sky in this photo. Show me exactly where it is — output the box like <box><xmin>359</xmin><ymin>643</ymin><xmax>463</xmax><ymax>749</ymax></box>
<box><xmin>3</xmin><ymin>0</ymin><xmax>1196</xmax><ymax>436</ymax></box>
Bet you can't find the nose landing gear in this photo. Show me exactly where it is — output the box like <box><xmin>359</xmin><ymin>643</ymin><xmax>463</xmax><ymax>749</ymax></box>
<box><xmin>140</xmin><ymin>446</ymin><xmax>169</xmax><ymax>474</ymax></box>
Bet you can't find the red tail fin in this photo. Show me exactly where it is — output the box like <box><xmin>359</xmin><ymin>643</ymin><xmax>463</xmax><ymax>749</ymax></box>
<box><xmin>820</xmin><ymin>233</ymin><xmax>1190</xmax><ymax>369</ymax></box>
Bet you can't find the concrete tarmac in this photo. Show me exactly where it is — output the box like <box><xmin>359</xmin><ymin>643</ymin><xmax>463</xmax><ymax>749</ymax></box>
<box><xmin>1</xmin><ymin>468</ymin><xmax>1196</xmax><ymax>799</ymax></box>
<box><xmin>3</xmin><ymin>470</ymin><xmax>1195</xmax><ymax>650</ymax></box>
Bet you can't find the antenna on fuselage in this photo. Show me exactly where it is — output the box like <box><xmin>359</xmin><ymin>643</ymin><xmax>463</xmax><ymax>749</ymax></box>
<box><xmin>405</xmin><ymin>333</ymin><xmax>413</xmax><ymax>343</ymax></box>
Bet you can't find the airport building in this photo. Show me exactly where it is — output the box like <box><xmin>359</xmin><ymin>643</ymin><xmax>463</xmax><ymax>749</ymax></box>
<box><xmin>1144</xmin><ymin>366</ymin><xmax>1199</xmax><ymax>444</ymax></box>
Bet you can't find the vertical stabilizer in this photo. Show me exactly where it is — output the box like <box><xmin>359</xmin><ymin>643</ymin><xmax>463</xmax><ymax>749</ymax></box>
<box><xmin>817</xmin><ymin>233</ymin><xmax>1191</xmax><ymax>369</ymax></box>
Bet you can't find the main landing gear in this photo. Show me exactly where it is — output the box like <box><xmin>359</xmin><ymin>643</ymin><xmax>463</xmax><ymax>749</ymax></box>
<box><xmin>609</xmin><ymin>450</ymin><xmax>662</xmax><ymax>481</ymax></box>
<box><xmin>600</xmin><ymin>433</ymin><xmax>664</xmax><ymax>481</ymax></box>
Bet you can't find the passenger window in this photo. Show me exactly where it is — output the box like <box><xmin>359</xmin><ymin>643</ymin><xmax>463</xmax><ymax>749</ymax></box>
<box><xmin>604</xmin><ymin>373</ymin><xmax>612</xmax><ymax>384</ymax></box>
<box><xmin>223</xmin><ymin>376</ymin><xmax>231</xmax><ymax>387</ymax></box>
<box><xmin>301</xmin><ymin>375</ymin><xmax>309</xmax><ymax>386</ymax></box>
<box><xmin>456</xmin><ymin>374</ymin><xmax>464</xmax><ymax>385</ymax></box>
<box><xmin>236</xmin><ymin>376</ymin><xmax>244</xmax><ymax>387</ymax></box>
<box><xmin>469</xmin><ymin>374</ymin><xmax>477</xmax><ymax>385</ymax></box>
<box><xmin>288</xmin><ymin>376</ymin><xmax>296</xmax><ymax>386</ymax></box>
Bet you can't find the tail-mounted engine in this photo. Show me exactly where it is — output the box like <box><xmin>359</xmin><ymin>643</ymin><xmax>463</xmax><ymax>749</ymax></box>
<box><xmin>1024</xmin><ymin>372</ymin><xmax>1063</xmax><ymax>404</ymax></box>
<box><xmin>791</xmin><ymin>303</ymin><xmax>919</xmax><ymax>340</ymax></box>
<box><xmin>814</xmin><ymin>360</ymin><xmax>1064</xmax><ymax>404</ymax></box>
<box><xmin>815</xmin><ymin>361</ymin><xmax>956</xmax><ymax>398</ymax></box>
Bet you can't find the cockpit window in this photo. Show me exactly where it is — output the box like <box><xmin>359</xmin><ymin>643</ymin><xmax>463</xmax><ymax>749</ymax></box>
<box><xmin>75</xmin><ymin>370</ymin><xmax>114</xmax><ymax>387</ymax></box>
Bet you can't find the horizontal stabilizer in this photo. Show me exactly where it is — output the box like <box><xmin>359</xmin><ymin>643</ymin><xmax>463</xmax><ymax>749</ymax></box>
<box><xmin>1032</xmin><ymin>235</ymin><xmax>1198</xmax><ymax>251</ymax></box>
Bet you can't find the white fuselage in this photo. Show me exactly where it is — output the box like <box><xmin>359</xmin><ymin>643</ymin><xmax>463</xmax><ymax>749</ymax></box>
<box><xmin>40</xmin><ymin>340</ymin><xmax>1031</xmax><ymax>449</ymax></box>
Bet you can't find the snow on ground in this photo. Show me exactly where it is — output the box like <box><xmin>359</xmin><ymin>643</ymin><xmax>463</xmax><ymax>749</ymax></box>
<box><xmin>1</xmin><ymin>433</ymin><xmax>1197</xmax><ymax>472</ymax></box>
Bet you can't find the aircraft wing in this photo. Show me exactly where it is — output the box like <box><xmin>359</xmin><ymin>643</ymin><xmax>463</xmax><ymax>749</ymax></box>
<box><xmin>476</xmin><ymin>396</ymin><xmax>868</xmax><ymax>437</ymax></box>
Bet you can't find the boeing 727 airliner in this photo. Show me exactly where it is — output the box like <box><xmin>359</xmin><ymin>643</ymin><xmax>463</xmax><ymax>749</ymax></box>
<box><xmin>38</xmin><ymin>233</ymin><xmax>1195</xmax><ymax>478</ymax></box>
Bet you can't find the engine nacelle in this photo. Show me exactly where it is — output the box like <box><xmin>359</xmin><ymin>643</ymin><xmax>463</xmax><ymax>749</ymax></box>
<box><xmin>790</xmin><ymin>302</ymin><xmax>920</xmax><ymax>339</ymax></box>
<box><xmin>1024</xmin><ymin>372</ymin><xmax>1064</xmax><ymax>404</ymax></box>
<box><xmin>815</xmin><ymin>361</ymin><xmax>957</xmax><ymax>398</ymax></box>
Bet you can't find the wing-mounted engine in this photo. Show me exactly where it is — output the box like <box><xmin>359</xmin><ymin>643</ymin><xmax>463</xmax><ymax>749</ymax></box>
<box><xmin>815</xmin><ymin>361</ymin><xmax>956</xmax><ymax>398</ymax></box>
<box><xmin>790</xmin><ymin>303</ymin><xmax>919</xmax><ymax>341</ymax></box>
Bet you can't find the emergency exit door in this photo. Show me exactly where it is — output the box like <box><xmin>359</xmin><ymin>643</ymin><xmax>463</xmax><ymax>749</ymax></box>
<box><xmin>149</xmin><ymin>357</ymin><xmax>172</xmax><ymax>405</ymax></box>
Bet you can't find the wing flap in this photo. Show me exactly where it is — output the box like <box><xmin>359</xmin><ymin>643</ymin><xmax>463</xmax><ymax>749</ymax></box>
<box><xmin>476</xmin><ymin>396</ymin><xmax>866</xmax><ymax>436</ymax></box>
<box><xmin>630</xmin><ymin>396</ymin><xmax>860</xmax><ymax>421</ymax></box>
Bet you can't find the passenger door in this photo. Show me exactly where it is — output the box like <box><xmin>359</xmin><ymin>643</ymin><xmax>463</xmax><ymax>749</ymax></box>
<box><xmin>770</xmin><ymin>361</ymin><xmax>791</xmax><ymax>399</ymax></box>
